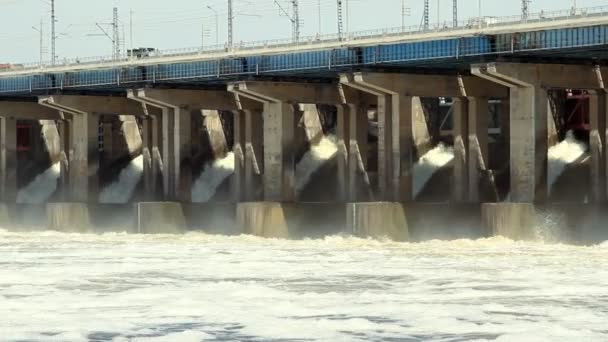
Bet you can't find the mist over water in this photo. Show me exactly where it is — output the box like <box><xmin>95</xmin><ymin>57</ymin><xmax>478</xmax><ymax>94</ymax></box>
<box><xmin>548</xmin><ymin>131</ymin><xmax>587</xmax><ymax>194</ymax></box>
<box><xmin>99</xmin><ymin>156</ymin><xmax>144</xmax><ymax>204</ymax></box>
<box><xmin>191</xmin><ymin>152</ymin><xmax>235</xmax><ymax>203</ymax></box>
<box><xmin>1</xmin><ymin>231</ymin><xmax>607</xmax><ymax>341</ymax></box>
<box><xmin>413</xmin><ymin>143</ymin><xmax>454</xmax><ymax>198</ymax></box>
<box><xmin>295</xmin><ymin>135</ymin><xmax>338</xmax><ymax>194</ymax></box>
<box><xmin>16</xmin><ymin>163</ymin><xmax>60</xmax><ymax>204</ymax></box>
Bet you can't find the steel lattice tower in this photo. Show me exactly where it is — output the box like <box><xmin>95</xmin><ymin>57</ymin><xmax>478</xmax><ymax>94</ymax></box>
<box><xmin>337</xmin><ymin>0</ymin><xmax>344</xmax><ymax>39</ymax></box>
<box><xmin>522</xmin><ymin>0</ymin><xmax>530</xmax><ymax>22</ymax></box>
<box><xmin>453</xmin><ymin>0</ymin><xmax>458</xmax><ymax>27</ymax></box>
<box><xmin>293</xmin><ymin>0</ymin><xmax>300</xmax><ymax>42</ymax></box>
<box><xmin>423</xmin><ymin>0</ymin><xmax>429</xmax><ymax>30</ymax></box>
<box><xmin>228</xmin><ymin>0</ymin><xmax>233</xmax><ymax>47</ymax></box>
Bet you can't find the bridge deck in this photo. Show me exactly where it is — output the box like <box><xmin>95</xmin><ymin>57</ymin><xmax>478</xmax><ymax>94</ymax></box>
<box><xmin>1</xmin><ymin>7</ymin><xmax>608</xmax><ymax>95</ymax></box>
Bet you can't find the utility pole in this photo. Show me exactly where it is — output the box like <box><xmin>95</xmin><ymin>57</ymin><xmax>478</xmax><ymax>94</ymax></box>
<box><xmin>453</xmin><ymin>0</ymin><xmax>457</xmax><ymax>27</ymax></box>
<box><xmin>423</xmin><ymin>0</ymin><xmax>429</xmax><ymax>31</ymax></box>
<box><xmin>337</xmin><ymin>0</ymin><xmax>344</xmax><ymax>40</ymax></box>
<box><xmin>51</xmin><ymin>0</ymin><xmax>56</xmax><ymax>65</ymax></box>
<box><xmin>228</xmin><ymin>0</ymin><xmax>233</xmax><ymax>48</ymax></box>
<box><xmin>318</xmin><ymin>0</ymin><xmax>321</xmax><ymax>34</ymax></box>
<box><xmin>112</xmin><ymin>7</ymin><xmax>120</xmax><ymax>59</ymax></box>
<box><xmin>292</xmin><ymin>0</ymin><xmax>300</xmax><ymax>42</ymax></box>
<box><xmin>401</xmin><ymin>0</ymin><xmax>411</xmax><ymax>31</ymax></box>
<box><xmin>522</xmin><ymin>0</ymin><xmax>530</xmax><ymax>22</ymax></box>
<box><xmin>274</xmin><ymin>0</ymin><xmax>301</xmax><ymax>42</ymax></box>
<box><xmin>207</xmin><ymin>5</ymin><xmax>219</xmax><ymax>46</ymax></box>
<box><xmin>129</xmin><ymin>9</ymin><xmax>133</xmax><ymax>58</ymax></box>
<box><xmin>32</xmin><ymin>19</ymin><xmax>45</xmax><ymax>66</ymax></box>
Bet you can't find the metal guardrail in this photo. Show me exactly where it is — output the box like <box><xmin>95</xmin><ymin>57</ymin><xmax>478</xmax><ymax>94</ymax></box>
<box><xmin>1</xmin><ymin>5</ymin><xmax>607</xmax><ymax>74</ymax></box>
<box><xmin>2</xmin><ymin>29</ymin><xmax>607</xmax><ymax>95</ymax></box>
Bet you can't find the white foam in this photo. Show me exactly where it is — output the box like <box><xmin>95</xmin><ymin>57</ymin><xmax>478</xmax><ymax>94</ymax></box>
<box><xmin>295</xmin><ymin>135</ymin><xmax>338</xmax><ymax>194</ymax></box>
<box><xmin>16</xmin><ymin>163</ymin><xmax>61</xmax><ymax>204</ymax></box>
<box><xmin>99</xmin><ymin>155</ymin><xmax>144</xmax><ymax>204</ymax></box>
<box><xmin>548</xmin><ymin>131</ymin><xmax>587</xmax><ymax>194</ymax></box>
<box><xmin>413</xmin><ymin>143</ymin><xmax>455</xmax><ymax>198</ymax></box>
<box><xmin>191</xmin><ymin>152</ymin><xmax>235</xmax><ymax>203</ymax></box>
<box><xmin>0</xmin><ymin>232</ymin><xmax>607</xmax><ymax>341</ymax></box>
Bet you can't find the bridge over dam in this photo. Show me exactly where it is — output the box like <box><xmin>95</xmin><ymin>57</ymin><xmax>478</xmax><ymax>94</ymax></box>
<box><xmin>1</xmin><ymin>6</ymin><xmax>608</xmax><ymax>242</ymax></box>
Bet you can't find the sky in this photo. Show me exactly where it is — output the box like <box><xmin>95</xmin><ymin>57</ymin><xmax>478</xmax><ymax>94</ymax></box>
<box><xmin>0</xmin><ymin>0</ymin><xmax>606</xmax><ymax>63</ymax></box>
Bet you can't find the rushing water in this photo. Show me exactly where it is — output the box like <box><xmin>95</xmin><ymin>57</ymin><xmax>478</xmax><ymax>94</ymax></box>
<box><xmin>99</xmin><ymin>156</ymin><xmax>145</xmax><ymax>204</ymax></box>
<box><xmin>413</xmin><ymin>143</ymin><xmax>455</xmax><ymax>198</ymax></box>
<box><xmin>295</xmin><ymin>135</ymin><xmax>338</xmax><ymax>195</ymax></box>
<box><xmin>191</xmin><ymin>152</ymin><xmax>235</xmax><ymax>203</ymax></box>
<box><xmin>547</xmin><ymin>131</ymin><xmax>588</xmax><ymax>195</ymax></box>
<box><xmin>16</xmin><ymin>163</ymin><xmax>61</xmax><ymax>204</ymax></box>
<box><xmin>1</xmin><ymin>230</ymin><xmax>607</xmax><ymax>341</ymax></box>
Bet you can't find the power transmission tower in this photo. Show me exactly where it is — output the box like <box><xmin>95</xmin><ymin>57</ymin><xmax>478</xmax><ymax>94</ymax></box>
<box><xmin>91</xmin><ymin>7</ymin><xmax>122</xmax><ymax>60</ymax></box>
<box><xmin>292</xmin><ymin>0</ymin><xmax>300</xmax><ymax>42</ymax></box>
<box><xmin>273</xmin><ymin>0</ymin><xmax>301</xmax><ymax>42</ymax></box>
<box><xmin>51</xmin><ymin>0</ymin><xmax>56</xmax><ymax>65</ymax></box>
<box><xmin>522</xmin><ymin>0</ymin><xmax>531</xmax><ymax>22</ymax></box>
<box><xmin>228</xmin><ymin>0</ymin><xmax>233</xmax><ymax>48</ymax></box>
<box><xmin>401</xmin><ymin>0</ymin><xmax>411</xmax><ymax>31</ymax></box>
<box><xmin>423</xmin><ymin>0</ymin><xmax>429</xmax><ymax>30</ymax></box>
<box><xmin>112</xmin><ymin>7</ymin><xmax>121</xmax><ymax>59</ymax></box>
<box><xmin>453</xmin><ymin>0</ymin><xmax>458</xmax><ymax>27</ymax></box>
<box><xmin>32</xmin><ymin>19</ymin><xmax>47</xmax><ymax>65</ymax></box>
<box><xmin>337</xmin><ymin>0</ymin><xmax>344</xmax><ymax>40</ymax></box>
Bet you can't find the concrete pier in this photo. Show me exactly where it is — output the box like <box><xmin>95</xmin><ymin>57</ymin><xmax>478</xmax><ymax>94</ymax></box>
<box><xmin>347</xmin><ymin>202</ymin><xmax>409</xmax><ymax>241</ymax></box>
<box><xmin>481</xmin><ymin>203</ymin><xmax>536</xmax><ymax>240</ymax></box>
<box><xmin>47</xmin><ymin>203</ymin><xmax>91</xmax><ymax>233</ymax></box>
<box><xmin>589</xmin><ymin>91</ymin><xmax>607</xmax><ymax>202</ymax></box>
<box><xmin>135</xmin><ymin>202</ymin><xmax>186</xmax><ymax>234</ymax></box>
<box><xmin>0</xmin><ymin>116</ymin><xmax>17</xmax><ymax>203</ymax></box>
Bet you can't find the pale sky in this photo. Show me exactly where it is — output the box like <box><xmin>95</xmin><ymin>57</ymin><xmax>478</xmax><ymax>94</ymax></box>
<box><xmin>0</xmin><ymin>0</ymin><xmax>605</xmax><ymax>63</ymax></box>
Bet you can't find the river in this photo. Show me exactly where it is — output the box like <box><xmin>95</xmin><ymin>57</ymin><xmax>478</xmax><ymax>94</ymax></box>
<box><xmin>1</xmin><ymin>230</ymin><xmax>607</xmax><ymax>341</ymax></box>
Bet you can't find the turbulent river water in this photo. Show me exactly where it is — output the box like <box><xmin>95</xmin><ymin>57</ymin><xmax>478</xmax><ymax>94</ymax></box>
<box><xmin>1</xmin><ymin>230</ymin><xmax>607</xmax><ymax>341</ymax></box>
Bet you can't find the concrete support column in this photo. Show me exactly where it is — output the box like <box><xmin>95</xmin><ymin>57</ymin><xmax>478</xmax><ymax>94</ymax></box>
<box><xmin>158</xmin><ymin>107</ymin><xmax>193</xmax><ymax>202</ymax></box>
<box><xmin>177</xmin><ymin>109</ymin><xmax>193</xmax><ymax>202</ymax></box>
<box><xmin>348</xmin><ymin>103</ymin><xmax>370</xmax><ymax>202</ymax></box>
<box><xmin>244</xmin><ymin>109</ymin><xmax>263</xmax><ymax>201</ymax></box>
<box><xmin>467</xmin><ymin>97</ymin><xmax>490</xmax><ymax>202</ymax></box>
<box><xmin>589</xmin><ymin>91</ymin><xmax>607</xmax><ymax>203</ymax></box>
<box><xmin>70</xmin><ymin>113</ymin><xmax>100</xmax><ymax>203</ymax></box>
<box><xmin>376</xmin><ymin>95</ymin><xmax>392</xmax><ymax>200</ymax></box>
<box><xmin>233</xmin><ymin>110</ymin><xmax>246</xmax><ymax>201</ymax></box>
<box><xmin>510</xmin><ymin>85</ymin><xmax>548</xmax><ymax>203</ymax></box>
<box><xmin>452</xmin><ymin>98</ymin><xmax>468</xmax><ymax>202</ymax></box>
<box><xmin>391</xmin><ymin>94</ymin><xmax>414</xmax><ymax>202</ymax></box>
<box><xmin>0</xmin><ymin>116</ymin><xmax>17</xmax><ymax>203</ymax></box>
<box><xmin>499</xmin><ymin>100</ymin><xmax>510</xmax><ymax>142</ymax></box>
<box><xmin>336</xmin><ymin>104</ymin><xmax>351</xmax><ymax>202</ymax></box>
<box><xmin>263</xmin><ymin>102</ymin><xmax>296</xmax><ymax>202</ymax></box>
<box><xmin>142</xmin><ymin>115</ymin><xmax>161</xmax><ymax>200</ymax></box>
<box><xmin>57</xmin><ymin>119</ymin><xmax>70</xmax><ymax>201</ymax></box>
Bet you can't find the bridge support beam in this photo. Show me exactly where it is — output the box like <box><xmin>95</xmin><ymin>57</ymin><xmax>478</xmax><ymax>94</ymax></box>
<box><xmin>589</xmin><ymin>91</ymin><xmax>607</xmax><ymax>202</ymax></box>
<box><xmin>129</xmin><ymin>89</ymin><xmax>240</xmax><ymax>202</ymax></box>
<box><xmin>467</xmin><ymin>97</ymin><xmax>490</xmax><ymax>203</ymax></box>
<box><xmin>39</xmin><ymin>96</ymin><xmax>145</xmax><ymax>203</ymax></box>
<box><xmin>473</xmin><ymin>63</ymin><xmax>608</xmax><ymax>203</ymax></box>
<box><xmin>341</xmin><ymin>72</ymin><xmax>506</xmax><ymax>203</ymax></box>
<box><xmin>0</xmin><ymin>116</ymin><xmax>17</xmax><ymax>203</ymax></box>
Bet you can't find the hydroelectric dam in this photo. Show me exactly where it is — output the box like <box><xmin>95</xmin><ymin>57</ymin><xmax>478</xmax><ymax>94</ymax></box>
<box><xmin>2</xmin><ymin>7</ymin><xmax>608</xmax><ymax>243</ymax></box>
